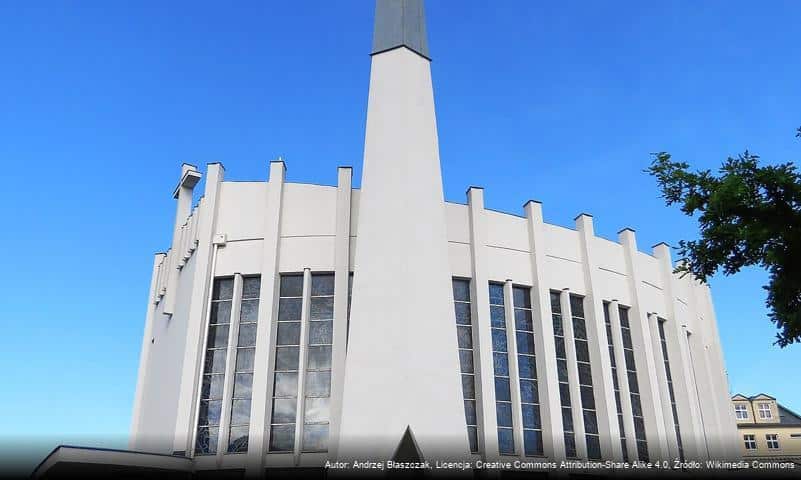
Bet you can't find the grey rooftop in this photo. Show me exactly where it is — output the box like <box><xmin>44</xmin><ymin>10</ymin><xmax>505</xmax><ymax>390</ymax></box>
<box><xmin>372</xmin><ymin>0</ymin><xmax>430</xmax><ymax>59</ymax></box>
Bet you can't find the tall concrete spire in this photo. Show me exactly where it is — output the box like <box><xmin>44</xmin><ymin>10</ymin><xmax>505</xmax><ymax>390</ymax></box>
<box><xmin>372</xmin><ymin>0</ymin><xmax>430</xmax><ymax>59</ymax></box>
<box><xmin>336</xmin><ymin>0</ymin><xmax>469</xmax><ymax>462</ymax></box>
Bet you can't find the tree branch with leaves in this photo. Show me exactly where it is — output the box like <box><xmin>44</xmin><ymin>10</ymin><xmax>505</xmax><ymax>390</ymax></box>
<box><xmin>646</xmin><ymin>129</ymin><xmax>801</xmax><ymax>347</ymax></box>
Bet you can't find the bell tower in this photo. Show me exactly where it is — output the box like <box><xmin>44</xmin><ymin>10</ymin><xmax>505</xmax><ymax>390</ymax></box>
<box><xmin>336</xmin><ymin>0</ymin><xmax>470</xmax><ymax>461</ymax></box>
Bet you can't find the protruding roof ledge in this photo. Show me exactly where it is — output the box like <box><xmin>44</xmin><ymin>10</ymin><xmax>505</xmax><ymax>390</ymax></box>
<box><xmin>172</xmin><ymin>168</ymin><xmax>202</xmax><ymax>199</ymax></box>
<box><xmin>31</xmin><ymin>445</ymin><xmax>192</xmax><ymax>479</ymax></box>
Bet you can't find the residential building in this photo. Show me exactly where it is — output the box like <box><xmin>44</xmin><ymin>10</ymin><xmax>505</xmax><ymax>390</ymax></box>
<box><xmin>732</xmin><ymin>394</ymin><xmax>801</xmax><ymax>463</ymax></box>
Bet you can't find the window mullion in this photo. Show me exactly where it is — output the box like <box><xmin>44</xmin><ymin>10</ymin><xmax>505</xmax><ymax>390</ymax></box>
<box><xmin>489</xmin><ymin>282</ymin><xmax>514</xmax><ymax>455</ymax></box>
<box><xmin>191</xmin><ymin>276</ymin><xmax>219</xmax><ymax>457</ymax></box>
<box><xmin>503</xmin><ymin>281</ymin><xmax>524</xmax><ymax>457</ymax></box>
<box><xmin>293</xmin><ymin>268</ymin><xmax>312</xmax><ymax>458</ymax></box>
<box><xmin>657</xmin><ymin>318</ymin><xmax>684</xmax><ymax>461</ymax></box>
<box><xmin>515</xmin><ymin>286</ymin><xmax>542</xmax><ymax>457</ymax></box>
<box><xmin>560</xmin><ymin>289</ymin><xmax>587</xmax><ymax>459</ymax></box>
<box><xmin>570</xmin><ymin>295</ymin><xmax>600</xmax><ymax>459</ymax></box>
<box><xmin>193</xmin><ymin>277</ymin><xmax>234</xmax><ymax>456</ymax></box>
<box><xmin>302</xmin><ymin>273</ymin><xmax>334</xmax><ymax>452</ymax></box>
<box><xmin>268</xmin><ymin>273</ymin><xmax>303</xmax><ymax>452</ymax></box>
<box><xmin>452</xmin><ymin>278</ymin><xmax>479</xmax><ymax>454</ymax></box>
<box><xmin>217</xmin><ymin>274</ymin><xmax>243</xmax><ymax>461</ymax></box>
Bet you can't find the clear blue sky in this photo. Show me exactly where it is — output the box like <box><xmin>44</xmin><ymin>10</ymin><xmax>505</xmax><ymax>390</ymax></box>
<box><xmin>1</xmin><ymin>0</ymin><xmax>799</xmax><ymax>469</ymax></box>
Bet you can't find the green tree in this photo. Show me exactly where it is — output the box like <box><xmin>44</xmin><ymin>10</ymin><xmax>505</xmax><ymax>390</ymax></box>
<box><xmin>646</xmin><ymin>129</ymin><xmax>801</xmax><ymax>347</ymax></box>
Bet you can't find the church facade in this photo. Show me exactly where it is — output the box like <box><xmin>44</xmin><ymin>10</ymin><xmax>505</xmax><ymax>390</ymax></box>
<box><xmin>60</xmin><ymin>0</ymin><xmax>739</xmax><ymax>477</ymax></box>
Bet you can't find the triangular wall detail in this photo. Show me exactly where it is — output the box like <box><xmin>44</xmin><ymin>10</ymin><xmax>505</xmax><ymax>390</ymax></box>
<box><xmin>392</xmin><ymin>426</ymin><xmax>423</xmax><ymax>462</ymax></box>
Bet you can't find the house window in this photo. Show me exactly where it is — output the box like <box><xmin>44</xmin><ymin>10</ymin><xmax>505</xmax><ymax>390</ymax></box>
<box><xmin>551</xmin><ymin>291</ymin><xmax>576</xmax><ymax>458</ymax></box>
<box><xmin>570</xmin><ymin>294</ymin><xmax>601</xmax><ymax>460</ymax></box>
<box><xmin>734</xmin><ymin>404</ymin><xmax>748</xmax><ymax>420</ymax></box>
<box><xmin>302</xmin><ymin>273</ymin><xmax>334</xmax><ymax>452</ymax></box>
<box><xmin>452</xmin><ymin>278</ymin><xmax>479</xmax><ymax>454</ymax></box>
<box><xmin>269</xmin><ymin>274</ymin><xmax>303</xmax><ymax>452</ymax></box>
<box><xmin>758</xmin><ymin>403</ymin><xmax>773</xmax><ymax>420</ymax></box>
<box><xmin>658</xmin><ymin>319</ymin><xmax>684</xmax><ymax>462</ymax></box>
<box><xmin>766</xmin><ymin>434</ymin><xmax>779</xmax><ymax>449</ymax></box>
<box><xmin>514</xmin><ymin>285</ymin><xmax>543</xmax><ymax>457</ymax></box>
<box><xmin>743</xmin><ymin>434</ymin><xmax>756</xmax><ymax>450</ymax></box>
<box><xmin>195</xmin><ymin>277</ymin><xmax>234</xmax><ymax>455</ymax></box>
<box><xmin>268</xmin><ymin>273</ymin><xmax>337</xmax><ymax>454</ymax></box>
<box><xmin>603</xmin><ymin>302</ymin><xmax>627</xmax><ymax>462</ymax></box>
<box><xmin>490</xmin><ymin>282</ymin><xmax>515</xmax><ymax>455</ymax></box>
<box><xmin>227</xmin><ymin>276</ymin><xmax>261</xmax><ymax>453</ymax></box>
<box><xmin>619</xmin><ymin>306</ymin><xmax>649</xmax><ymax>462</ymax></box>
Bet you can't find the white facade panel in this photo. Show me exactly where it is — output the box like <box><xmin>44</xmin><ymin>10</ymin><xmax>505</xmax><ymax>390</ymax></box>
<box><xmin>594</xmin><ymin>269</ymin><xmax>631</xmax><ymax>305</ymax></box>
<box><xmin>349</xmin><ymin>190</ymin><xmax>361</xmax><ymax>236</ymax></box>
<box><xmin>637</xmin><ymin>252</ymin><xmax>664</xmax><ymax>293</ymax></box>
<box><xmin>214</xmin><ymin>240</ymin><xmax>264</xmax><ymax>277</ymax></box>
<box><xmin>674</xmin><ymin>270</ymin><xmax>692</xmax><ymax>308</ymax></box>
<box><xmin>216</xmin><ymin>182</ymin><xmax>267</xmax><ymax>241</ymax></box>
<box><xmin>444</xmin><ymin>202</ymin><xmax>470</xmax><ymax>244</ymax></box>
<box><xmin>543</xmin><ymin>224</ymin><xmax>582</xmax><ymax>263</ymax></box>
<box><xmin>280</xmin><ymin>183</ymin><xmax>338</xmax><ymax>237</ymax></box>
<box><xmin>447</xmin><ymin>242</ymin><xmax>472</xmax><ymax>278</ymax></box>
<box><xmin>485</xmin><ymin>247</ymin><xmax>533</xmax><ymax>285</ymax></box>
<box><xmin>640</xmin><ymin>281</ymin><xmax>669</xmax><ymax>318</ymax></box>
<box><xmin>544</xmin><ymin>256</ymin><xmax>586</xmax><ymax>294</ymax></box>
<box><xmin>277</xmin><ymin>236</ymin><xmax>336</xmax><ymax>272</ymax></box>
<box><xmin>593</xmin><ymin>236</ymin><xmax>627</xmax><ymax>275</ymax></box>
<box><xmin>485</xmin><ymin>210</ymin><xmax>530</xmax><ymax>253</ymax></box>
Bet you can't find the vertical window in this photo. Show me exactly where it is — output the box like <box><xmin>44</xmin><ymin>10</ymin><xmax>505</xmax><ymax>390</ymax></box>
<box><xmin>453</xmin><ymin>278</ymin><xmax>479</xmax><ymax>454</ymax></box>
<box><xmin>743</xmin><ymin>434</ymin><xmax>756</xmax><ymax>450</ymax></box>
<box><xmin>514</xmin><ymin>286</ymin><xmax>543</xmax><ymax>457</ymax></box>
<box><xmin>227</xmin><ymin>277</ymin><xmax>260</xmax><ymax>453</ymax></box>
<box><xmin>570</xmin><ymin>295</ymin><xmax>600</xmax><ymax>460</ymax></box>
<box><xmin>759</xmin><ymin>403</ymin><xmax>773</xmax><ymax>420</ymax></box>
<box><xmin>303</xmin><ymin>273</ymin><xmax>334</xmax><ymax>452</ymax></box>
<box><xmin>657</xmin><ymin>320</ymin><xmax>683</xmax><ymax>461</ymax></box>
<box><xmin>766</xmin><ymin>434</ymin><xmax>779</xmax><ymax>449</ymax></box>
<box><xmin>551</xmin><ymin>291</ymin><xmax>576</xmax><ymax>458</ymax></box>
<box><xmin>603</xmin><ymin>302</ymin><xmax>628</xmax><ymax>461</ymax></box>
<box><xmin>619</xmin><ymin>306</ymin><xmax>648</xmax><ymax>461</ymax></box>
<box><xmin>490</xmin><ymin>282</ymin><xmax>514</xmax><ymax>455</ymax></box>
<box><xmin>269</xmin><ymin>274</ymin><xmax>303</xmax><ymax>452</ymax></box>
<box><xmin>196</xmin><ymin>278</ymin><xmax>234</xmax><ymax>455</ymax></box>
<box><xmin>734</xmin><ymin>404</ymin><xmax>748</xmax><ymax>420</ymax></box>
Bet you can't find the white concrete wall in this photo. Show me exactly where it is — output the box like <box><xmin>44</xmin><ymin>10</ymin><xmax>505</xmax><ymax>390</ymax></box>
<box><xmin>132</xmin><ymin>257</ymin><xmax>194</xmax><ymax>453</ymax></box>
<box><xmin>216</xmin><ymin>182</ymin><xmax>267</xmax><ymax>241</ymax></box>
<box><xmin>132</xmin><ymin>227</ymin><xmax>199</xmax><ymax>453</ymax></box>
<box><xmin>132</xmin><ymin>166</ymin><xmax>738</xmax><ymax>470</ymax></box>
<box><xmin>338</xmin><ymin>45</ymin><xmax>470</xmax><ymax>461</ymax></box>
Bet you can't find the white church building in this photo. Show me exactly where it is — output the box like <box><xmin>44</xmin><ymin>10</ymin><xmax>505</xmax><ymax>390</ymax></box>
<box><xmin>34</xmin><ymin>0</ymin><xmax>738</xmax><ymax>477</ymax></box>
